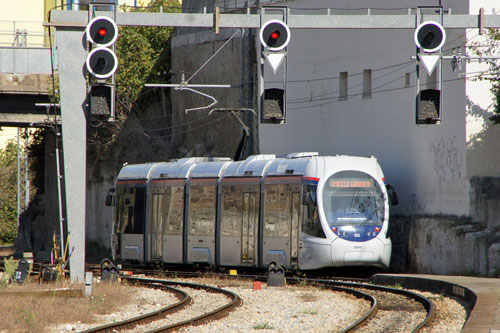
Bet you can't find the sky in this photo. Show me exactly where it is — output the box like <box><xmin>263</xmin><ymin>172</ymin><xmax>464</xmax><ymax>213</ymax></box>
<box><xmin>0</xmin><ymin>128</ymin><xmax>18</xmax><ymax>149</ymax></box>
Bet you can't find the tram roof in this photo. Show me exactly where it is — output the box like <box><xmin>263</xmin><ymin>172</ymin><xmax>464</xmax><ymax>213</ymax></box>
<box><xmin>116</xmin><ymin>163</ymin><xmax>157</xmax><ymax>180</ymax></box>
<box><xmin>190</xmin><ymin>159</ymin><xmax>233</xmax><ymax>178</ymax></box>
<box><xmin>223</xmin><ymin>154</ymin><xmax>276</xmax><ymax>178</ymax></box>
<box><xmin>149</xmin><ymin>158</ymin><xmax>220</xmax><ymax>179</ymax></box>
<box><xmin>266</xmin><ymin>156</ymin><xmax>311</xmax><ymax>177</ymax></box>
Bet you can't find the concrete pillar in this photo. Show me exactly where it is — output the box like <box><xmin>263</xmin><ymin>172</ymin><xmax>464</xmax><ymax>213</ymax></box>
<box><xmin>55</xmin><ymin>27</ymin><xmax>88</xmax><ymax>283</ymax></box>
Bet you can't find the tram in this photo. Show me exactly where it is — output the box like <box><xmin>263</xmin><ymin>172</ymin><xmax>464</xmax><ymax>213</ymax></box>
<box><xmin>108</xmin><ymin>153</ymin><xmax>397</xmax><ymax>270</ymax></box>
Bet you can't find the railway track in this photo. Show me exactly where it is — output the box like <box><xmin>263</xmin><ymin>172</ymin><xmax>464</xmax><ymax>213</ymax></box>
<box><xmin>79</xmin><ymin>273</ymin><xmax>433</xmax><ymax>332</ymax></box>
<box><xmin>308</xmin><ymin>279</ymin><xmax>434</xmax><ymax>332</ymax></box>
<box><xmin>2</xmin><ymin>262</ymin><xmax>445</xmax><ymax>331</ymax></box>
<box><xmin>81</xmin><ymin>277</ymin><xmax>241</xmax><ymax>333</ymax></box>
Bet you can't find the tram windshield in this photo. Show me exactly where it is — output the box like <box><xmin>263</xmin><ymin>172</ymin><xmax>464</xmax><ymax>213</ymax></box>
<box><xmin>322</xmin><ymin>170</ymin><xmax>384</xmax><ymax>226</ymax></box>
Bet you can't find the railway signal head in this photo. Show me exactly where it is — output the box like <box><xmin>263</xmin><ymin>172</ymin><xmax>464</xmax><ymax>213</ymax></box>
<box><xmin>86</xmin><ymin>16</ymin><xmax>118</xmax><ymax>47</ymax></box>
<box><xmin>86</xmin><ymin>47</ymin><xmax>118</xmax><ymax>79</ymax></box>
<box><xmin>260</xmin><ymin>20</ymin><xmax>290</xmax><ymax>51</ymax></box>
<box><xmin>414</xmin><ymin>21</ymin><xmax>446</xmax><ymax>53</ymax></box>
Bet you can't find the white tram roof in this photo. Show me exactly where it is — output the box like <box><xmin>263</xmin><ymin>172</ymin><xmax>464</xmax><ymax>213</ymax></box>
<box><xmin>117</xmin><ymin>153</ymin><xmax>382</xmax><ymax>182</ymax></box>
<box><xmin>189</xmin><ymin>159</ymin><xmax>233</xmax><ymax>178</ymax></box>
<box><xmin>266</xmin><ymin>154</ymin><xmax>316</xmax><ymax>177</ymax></box>
<box><xmin>117</xmin><ymin>163</ymin><xmax>156</xmax><ymax>180</ymax></box>
<box><xmin>149</xmin><ymin>157</ymin><xmax>230</xmax><ymax>179</ymax></box>
<box><xmin>223</xmin><ymin>154</ymin><xmax>276</xmax><ymax>178</ymax></box>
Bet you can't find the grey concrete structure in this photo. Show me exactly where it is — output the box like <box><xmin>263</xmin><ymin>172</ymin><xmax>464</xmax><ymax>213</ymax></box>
<box><xmin>54</xmin><ymin>27</ymin><xmax>88</xmax><ymax>282</ymax></box>
<box><xmin>0</xmin><ymin>47</ymin><xmax>53</xmax><ymax>127</ymax></box>
<box><xmin>0</xmin><ymin>47</ymin><xmax>52</xmax><ymax>74</ymax></box>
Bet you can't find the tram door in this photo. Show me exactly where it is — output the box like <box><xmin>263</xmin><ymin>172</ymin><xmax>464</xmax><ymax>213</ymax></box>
<box><xmin>220</xmin><ymin>182</ymin><xmax>260</xmax><ymax>267</ymax></box>
<box><xmin>150</xmin><ymin>192</ymin><xmax>164</xmax><ymax>260</ymax></box>
<box><xmin>241</xmin><ymin>192</ymin><xmax>258</xmax><ymax>263</ymax></box>
<box><xmin>148</xmin><ymin>180</ymin><xmax>185</xmax><ymax>263</ymax></box>
<box><xmin>187</xmin><ymin>180</ymin><xmax>217</xmax><ymax>265</ymax></box>
<box><xmin>263</xmin><ymin>180</ymin><xmax>301</xmax><ymax>269</ymax></box>
<box><xmin>115</xmin><ymin>185</ymin><xmax>146</xmax><ymax>262</ymax></box>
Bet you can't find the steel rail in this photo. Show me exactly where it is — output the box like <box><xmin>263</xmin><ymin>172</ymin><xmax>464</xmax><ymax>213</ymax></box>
<box><xmin>122</xmin><ymin>277</ymin><xmax>242</xmax><ymax>332</ymax></box>
<box><xmin>310</xmin><ymin>279</ymin><xmax>435</xmax><ymax>332</ymax></box>
<box><xmin>79</xmin><ymin>266</ymin><xmax>433</xmax><ymax>332</ymax></box>
<box><xmin>81</xmin><ymin>280</ymin><xmax>191</xmax><ymax>333</ymax></box>
<box><xmin>322</xmin><ymin>284</ymin><xmax>378</xmax><ymax>333</ymax></box>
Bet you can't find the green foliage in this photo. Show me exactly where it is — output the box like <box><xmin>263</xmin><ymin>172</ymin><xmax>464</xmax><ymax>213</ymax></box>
<box><xmin>253</xmin><ymin>322</ymin><xmax>274</xmax><ymax>330</ymax></box>
<box><xmin>0</xmin><ymin>141</ymin><xmax>19</xmax><ymax>245</ymax></box>
<box><xmin>469</xmin><ymin>29</ymin><xmax>500</xmax><ymax>124</ymax></box>
<box><xmin>116</xmin><ymin>0</ymin><xmax>179</xmax><ymax>104</ymax></box>
<box><xmin>0</xmin><ymin>256</ymin><xmax>18</xmax><ymax>290</ymax></box>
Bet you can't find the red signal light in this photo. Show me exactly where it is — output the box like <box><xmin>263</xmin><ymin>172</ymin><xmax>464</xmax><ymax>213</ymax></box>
<box><xmin>98</xmin><ymin>27</ymin><xmax>107</xmax><ymax>37</ymax></box>
<box><xmin>87</xmin><ymin>17</ymin><xmax>117</xmax><ymax>47</ymax></box>
<box><xmin>260</xmin><ymin>20</ymin><xmax>290</xmax><ymax>51</ymax></box>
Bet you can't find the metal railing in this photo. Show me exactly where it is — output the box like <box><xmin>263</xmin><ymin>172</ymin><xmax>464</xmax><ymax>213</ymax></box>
<box><xmin>0</xmin><ymin>20</ymin><xmax>49</xmax><ymax>48</ymax></box>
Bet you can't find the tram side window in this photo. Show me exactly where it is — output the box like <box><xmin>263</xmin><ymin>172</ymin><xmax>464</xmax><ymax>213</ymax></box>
<box><xmin>221</xmin><ymin>186</ymin><xmax>243</xmax><ymax>237</ymax></box>
<box><xmin>117</xmin><ymin>187</ymin><xmax>146</xmax><ymax>234</ymax></box>
<box><xmin>302</xmin><ymin>184</ymin><xmax>326</xmax><ymax>238</ymax></box>
<box><xmin>165</xmin><ymin>186</ymin><xmax>184</xmax><ymax>235</ymax></box>
<box><xmin>188</xmin><ymin>185</ymin><xmax>216</xmax><ymax>236</ymax></box>
<box><xmin>264</xmin><ymin>184</ymin><xmax>291</xmax><ymax>238</ymax></box>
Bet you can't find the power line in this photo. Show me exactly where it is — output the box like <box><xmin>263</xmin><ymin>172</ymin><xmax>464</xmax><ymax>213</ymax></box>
<box><xmin>149</xmin><ymin>113</ymin><xmax>233</xmax><ymax>139</ymax></box>
<box><xmin>286</xmin><ymin>74</ymin><xmax>483</xmax><ymax>111</ymax></box>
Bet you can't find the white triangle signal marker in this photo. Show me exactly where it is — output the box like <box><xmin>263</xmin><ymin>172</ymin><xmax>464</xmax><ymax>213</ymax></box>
<box><xmin>265</xmin><ymin>52</ymin><xmax>286</xmax><ymax>74</ymax></box>
<box><xmin>418</xmin><ymin>54</ymin><xmax>440</xmax><ymax>76</ymax></box>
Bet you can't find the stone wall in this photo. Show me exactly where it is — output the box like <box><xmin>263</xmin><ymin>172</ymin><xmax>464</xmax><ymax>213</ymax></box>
<box><xmin>390</xmin><ymin>177</ymin><xmax>500</xmax><ymax>277</ymax></box>
<box><xmin>86</xmin><ymin>169</ymin><xmax>115</xmax><ymax>248</ymax></box>
<box><xmin>170</xmin><ymin>28</ymin><xmax>258</xmax><ymax>159</ymax></box>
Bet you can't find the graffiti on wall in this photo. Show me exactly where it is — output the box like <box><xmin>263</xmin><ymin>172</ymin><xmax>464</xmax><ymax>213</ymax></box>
<box><xmin>407</xmin><ymin>193</ymin><xmax>426</xmax><ymax>214</ymax></box>
<box><xmin>429</xmin><ymin>136</ymin><xmax>463</xmax><ymax>191</ymax></box>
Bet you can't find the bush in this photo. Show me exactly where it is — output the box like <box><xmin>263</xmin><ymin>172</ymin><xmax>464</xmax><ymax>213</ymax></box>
<box><xmin>0</xmin><ymin>141</ymin><xmax>18</xmax><ymax>245</ymax></box>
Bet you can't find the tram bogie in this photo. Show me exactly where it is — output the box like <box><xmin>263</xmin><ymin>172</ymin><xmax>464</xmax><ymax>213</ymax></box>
<box><xmin>109</xmin><ymin>153</ymin><xmax>396</xmax><ymax>270</ymax></box>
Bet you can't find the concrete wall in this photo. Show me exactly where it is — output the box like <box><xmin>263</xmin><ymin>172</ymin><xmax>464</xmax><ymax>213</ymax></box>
<box><xmin>256</xmin><ymin>0</ymin><xmax>470</xmax><ymax>217</ymax></box>
<box><xmin>392</xmin><ymin>216</ymin><xmax>500</xmax><ymax>277</ymax></box>
<box><xmin>86</xmin><ymin>169</ymin><xmax>115</xmax><ymax>248</ymax></box>
<box><xmin>388</xmin><ymin>177</ymin><xmax>500</xmax><ymax>277</ymax></box>
<box><xmin>171</xmin><ymin>28</ymin><xmax>258</xmax><ymax>158</ymax></box>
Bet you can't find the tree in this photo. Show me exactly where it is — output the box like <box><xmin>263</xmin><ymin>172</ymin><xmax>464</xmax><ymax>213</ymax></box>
<box><xmin>0</xmin><ymin>141</ymin><xmax>19</xmax><ymax>245</ymax></box>
<box><xmin>469</xmin><ymin>28</ymin><xmax>500</xmax><ymax>123</ymax></box>
<box><xmin>116</xmin><ymin>2</ymin><xmax>177</xmax><ymax>101</ymax></box>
